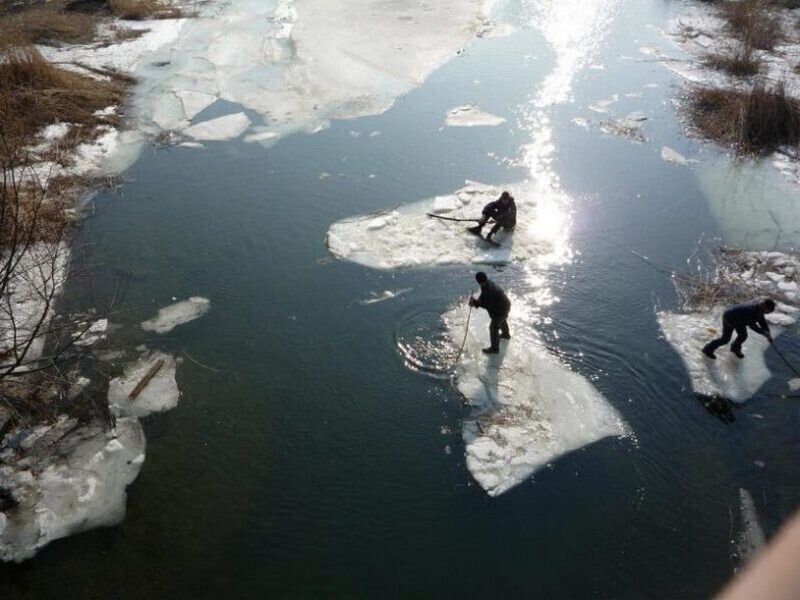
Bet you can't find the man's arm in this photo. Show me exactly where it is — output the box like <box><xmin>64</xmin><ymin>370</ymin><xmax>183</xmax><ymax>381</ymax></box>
<box><xmin>750</xmin><ymin>315</ymin><xmax>771</xmax><ymax>339</ymax></box>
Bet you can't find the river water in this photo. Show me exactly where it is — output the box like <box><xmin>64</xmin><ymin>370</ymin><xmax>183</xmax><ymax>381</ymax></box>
<box><xmin>4</xmin><ymin>0</ymin><xmax>800</xmax><ymax>597</ymax></box>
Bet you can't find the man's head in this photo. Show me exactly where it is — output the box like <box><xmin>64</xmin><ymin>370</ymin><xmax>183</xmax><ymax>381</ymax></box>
<box><xmin>760</xmin><ymin>298</ymin><xmax>776</xmax><ymax>314</ymax></box>
<box><xmin>500</xmin><ymin>191</ymin><xmax>513</xmax><ymax>205</ymax></box>
<box><xmin>475</xmin><ymin>271</ymin><xmax>488</xmax><ymax>285</ymax></box>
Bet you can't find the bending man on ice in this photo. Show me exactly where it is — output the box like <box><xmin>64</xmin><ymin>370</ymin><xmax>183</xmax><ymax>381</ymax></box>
<box><xmin>468</xmin><ymin>191</ymin><xmax>517</xmax><ymax>242</ymax></box>
<box><xmin>702</xmin><ymin>299</ymin><xmax>775</xmax><ymax>360</ymax></box>
<box><xmin>469</xmin><ymin>271</ymin><xmax>511</xmax><ymax>354</ymax></box>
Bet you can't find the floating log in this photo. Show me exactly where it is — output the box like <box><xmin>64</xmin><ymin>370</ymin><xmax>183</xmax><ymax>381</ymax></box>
<box><xmin>128</xmin><ymin>359</ymin><xmax>165</xmax><ymax>400</ymax></box>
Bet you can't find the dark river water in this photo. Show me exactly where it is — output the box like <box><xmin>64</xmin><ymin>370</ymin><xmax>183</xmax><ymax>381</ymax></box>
<box><xmin>4</xmin><ymin>0</ymin><xmax>800</xmax><ymax>597</ymax></box>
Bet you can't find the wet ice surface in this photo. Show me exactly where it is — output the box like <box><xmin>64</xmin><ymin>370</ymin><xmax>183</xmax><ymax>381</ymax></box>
<box><xmin>133</xmin><ymin>0</ymin><xmax>500</xmax><ymax>141</ymax></box>
<box><xmin>107</xmin><ymin>353</ymin><xmax>180</xmax><ymax>418</ymax></box>
<box><xmin>183</xmin><ymin>113</ymin><xmax>251</xmax><ymax>141</ymax></box>
<box><xmin>327</xmin><ymin>181</ymin><xmax>566</xmax><ymax>269</ymax></box>
<box><xmin>658</xmin><ymin>309</ymin><xmax>778</xmax><ymax>403</ymax></box>
<box><xmin>445</xmin><ymin>105</ymin><xmax>506</xmax><ymax>127</ymax></box>
<box><xmin>658</xmin><ymin>251</ymin><xmax>800</xmax><ymax>402</ymax></box>
<box><xmin>141</xmin><ymin>297</ymin><xmax>210</xmax><ymax>334</ymax></box>
<box><xmin>445</xmin><ymin>301</ymin><xmax>628</xmax><ymax>497</ymax></box>
<box><xmin>0</xmin><ymin>417</ymin><xmax>145</xmax><ymax>563</ymax></box>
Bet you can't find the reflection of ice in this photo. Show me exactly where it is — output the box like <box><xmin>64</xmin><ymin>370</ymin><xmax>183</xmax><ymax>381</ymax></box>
<box><xmin>327</xmin><ymin>181</ymin><xmax>569</xmax><ymax>270</ymax></box>
<box><xmin>734</xmin><ymin>488</ymin><xmax>765</xmax><ymax>566</ymax></box>
<box><xmin>446</xmin><ymin>300</ymin><xmax>628</xmax><ymax>497</ymax></box>
<box><xmin>658</xmin><ymin>309</ymin><xmax>780</xmax><ymax>403</ymax></box>
<box><xmin>133</xmin><ymin>0</ymin><xmax>499</xmax><ymax>140</ymax></box>
<box><xmin>696</xmin><ymin>159</ymin><xmax>800</xmax><ymax>251</ymax></box>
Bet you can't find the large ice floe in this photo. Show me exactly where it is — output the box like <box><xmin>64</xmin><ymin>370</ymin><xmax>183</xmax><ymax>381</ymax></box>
<box><xmin>658</xmin><ymin>250</ymin><xmax>800</xmax><ymax>403</ymax></box>
<box><xmin>445</xmin><ymin>301</ymin><xmax>628</xmax><ymax>497</ymax></box>
<box><xmin>127</xmin><ymin>0</ymin><xmax>502</xmax><ymax>142</ymax></box>
<box><xmin>326</xmin><ymin>181</ymin><xmax>568</xmax><ymax>269</ymax></box>
<box><xmin>0</xmin><ymin>417</ymin><xmax>145</xmax><ymax>562</ymax></box>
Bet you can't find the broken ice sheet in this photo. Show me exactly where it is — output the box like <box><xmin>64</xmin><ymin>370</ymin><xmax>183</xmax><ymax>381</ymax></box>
<box><xmin>141</xmin><ymin>297</ymin><xmax>210</xmax><ymax>334</ymax></box>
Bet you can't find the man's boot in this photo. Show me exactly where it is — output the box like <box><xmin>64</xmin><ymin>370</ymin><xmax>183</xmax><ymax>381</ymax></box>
<box><xmin>482</xmin><ymin>347</ymin><xmax>499</xmax><ymax>354</ymax></box>
<box><xmin>731</xmin><ymin>347</ymin><xmax>744</xmax><ymax>359</ymax></box>
<box><xmin>702</xmin><ymin>344</ymin><xmax>716</xmax><ymax>359</ymax></box>
<box><xmin>468</xmin><ymin>225</ymin><xmax>482</xmax><ymax>235</ymax></box>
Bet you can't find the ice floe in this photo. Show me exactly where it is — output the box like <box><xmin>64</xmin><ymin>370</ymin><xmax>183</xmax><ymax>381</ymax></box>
<box><xmin>183</xmin><ymin>113</ymin><xmax>251</xmax><ymax>141</ymax></box>
<box><xmin>445</xmin><ymin>301</ymin><xmax>628</xmax><ymax>496</ymax></box>
<box><xmin>658</xmin><ymin>250</ymin><xmax>800</xmax><ymax>402</ymax></box>
<box><xmin>445</xmin><ymin>105</ymin><xmax>506</xmax><ymax>127</ymax></box>
<box><xmin>131</xmin><ymin>0</ymin><xmax>500</xmax><ymax>142</ymax></box>
<box><xmin>0</xmin><ymin>416</ymin><xmax>145</xmax><ymax>563</ymax></box>
<box><xmin>107</xmin><ymin>352</ymin><xmax>180</xmax><ymax>418</ymax></box>
<box><xmin>327</xmin><ymin>181</ymin><xmax>568</xmax><ymax>270</ymax></box>
<box><xmin>734</xmin><ymin>488</ymin><xmax>765</xmax><ymax>566</ymax></box>
<box><xmin>141</xmin><ymin>296</ymin><xmax>210</xmax><ymax>334</ymax></box>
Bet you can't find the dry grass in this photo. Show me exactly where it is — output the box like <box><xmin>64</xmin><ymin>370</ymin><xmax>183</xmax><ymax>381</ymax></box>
<box><xmin>688</xmin><ymin>80</ymin><xmax>800</xmax><ymax>154</ymax></box>
<box><xmin>720</xmin><ymin>0</ymin><xmax>784</xmax><ymax>51</ymax></box>
<box><xmin>108</xmin><ymin>0</ymin><xmax>181</xmax><ymax>20</ymax></box>
<box><xmin>704</xmin><ymin>44</ymin><xmax>762</xmax><ymax>77</ymax></box>
<box><xmin>0</xmin><ymin>8</ymin><xmax>96</xmax><ymax>45</ymax></box>
<box><xmin>0</xmin><ymin>43</ymin><xmax>127</xmax><ymax>147</ymax></box>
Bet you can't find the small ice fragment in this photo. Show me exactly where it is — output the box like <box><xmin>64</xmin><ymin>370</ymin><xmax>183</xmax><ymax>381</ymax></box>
<box><xmin>141</xmin><ymin>297</ymin><xmax>210</xmax><ymax>334</ymax></box>
<box><xmin>661</xmin><ymin>146</ymin><xmax>695</xmax><ymax>166</ymax></box>
<box><xmin>789</xmin><ymin>378</ymin><xmax>800</xmax><ymax>391</ymax></box>
<box><xmin>445</xmin><ymin>104</ymin><xmax>506</xmax><ymax>127</ymax></box>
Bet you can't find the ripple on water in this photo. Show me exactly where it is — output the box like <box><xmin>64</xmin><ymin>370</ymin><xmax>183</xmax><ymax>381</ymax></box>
<box><xmin>395</xmin><ymin>309</ymin><xmax>459</xmax><ymax>379</ymax></box>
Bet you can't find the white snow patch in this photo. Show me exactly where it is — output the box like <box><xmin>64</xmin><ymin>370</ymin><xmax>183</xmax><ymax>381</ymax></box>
<box><xmin>141</xmin><ymin>296</ymin><xmax>210</xmax><ymax>334</ymax></box>
<box><xmin>183</xmin><ymin>113</ymin><xmax>251</xmax><ymax>141</ymax></box>
<box><xmin>445</xmin><ymin>105</ymin><xmax>506</xmax><ymax>127</ymax></box>
<box><xmin>107</xmin><ymin>352</ymin><xmax>180</xmax><ymax>418</ymax></box>
<box><xmin>445</xmin><ymin>301</ymin><xmax>628</xmax><ymax>497</ymax></box>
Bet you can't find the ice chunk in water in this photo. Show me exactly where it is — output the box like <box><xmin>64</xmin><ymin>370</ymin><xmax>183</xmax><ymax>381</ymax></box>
<box><xmin>327</xmin><ymin>181</ymin><xmax>568</xmax><ymax>270</ymax></box>
<box><xmin>141</xmin><ymin>296</ymin><xmax>210</xmax><ymax>333</ymax></box>
<box><xmin>183</xmin><ymin>113</ymin><xmax>251</xmax><ymax>141</ymax></box>
<box><xmin>445</xmin><ymin>105</ymin><xmax>506</xmax><ymax>127</ymax></box>
<box><xmin>661</xmin><ymin>146</ymin><xmax>696</xmax><ymax>166</ymax></box>
<box><xmin>735</xmin><ymin>489</ymin><xmax>765</xmax><ymax>564</ymax></box>
<box><xmin>658</xmin><ymin>309</ymin><xmax>781</xmax><ymax>402</ymax></box>
<box><xmin>445</xmin><ymin>302</ymin><xmax>628</xmax><ymax>496</ymax></box>
<box><xmin>107</xmin><ymin>352</ymin><xmax>180</xmax><ymax>418</ymax></box>
<box><xmin>177</xmin><ymin>90</ymin><xmax>217</xmax><ymax>120</ymax></box>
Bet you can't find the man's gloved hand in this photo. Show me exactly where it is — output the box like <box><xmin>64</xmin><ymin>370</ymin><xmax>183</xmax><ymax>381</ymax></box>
<box><xmin>469</xmin><ymin>296</ymin><xmax>477</xmax><ymax>308</ymax></box>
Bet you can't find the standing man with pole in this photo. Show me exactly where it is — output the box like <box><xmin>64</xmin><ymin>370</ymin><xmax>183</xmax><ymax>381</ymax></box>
<box><xmin>469</xmin><ymin>271</ymin><xmax>511</xmax><ymax>354</ymax></box>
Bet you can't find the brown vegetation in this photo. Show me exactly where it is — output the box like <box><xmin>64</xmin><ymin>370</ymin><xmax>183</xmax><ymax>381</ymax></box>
<box><xmin>0</xmin><ymin>43</ymin><xmax>127</xmax><ymax>154</ymax></box>
<box><xmin>688</xmin><ymin>80</ymin><xmax>800</xmax><ymax>154</ymax></box>
<box><xmin>704</xmin><ymin>45</ymin><xmax>762</xmax><ymax>77</ymax></box>
<box><xmin>720</xmin><ymin>0</ymin><xmax>784</xmax><ymax>51</ymax></box>
<box><xmin>107</xmin><ymin>0</ymin><xmax>181</xmax><ymax>20</ymax></box>
<box><xmin>0</xmin><ymin>8</ymin><xmax>96</xmax><ymax>45</ymax></box>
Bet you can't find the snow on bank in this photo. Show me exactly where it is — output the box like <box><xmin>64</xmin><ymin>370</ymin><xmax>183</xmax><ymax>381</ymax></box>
<box><xmin>107</xmin><ymin>352</ymin><xmax>180</xmax><ymax>418</ymax></box>
<box><xmin>658</xmin><ymin>250</ymin><xmax>800</xmax><ymax>402</ymax></box>
<box><xmin>327</xmin><ymin>181</ymin><xmax>567</xmax><ymax>270</ymax></box>
<box><xmin>445</xmin><ymin>105</ymin><xmax>506</xmax><ymax>127</ymax></box>
<box><xmin>0</xmin><ymin>417</ymin><xmax>145</xmax><ymax>563</ymax></box>
<box><xmin>132</xmin><ymin>0</ymin><xmax>502</xmax><ymax>141</ymax></box>
<box><xmin>445</xmin><ymin>301</ymin><xmax>628</xmax><ymax>497</ymax></box>
<box><xmin>141</xmin><ymin>297</ymin><xmax>210</xmax><ymax>333</ymax></box>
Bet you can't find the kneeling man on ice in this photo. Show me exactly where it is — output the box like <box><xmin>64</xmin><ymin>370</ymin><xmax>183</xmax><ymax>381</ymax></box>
<box><xmin>702</xmin><ymin>298</ymin><xmax>775</xmax><ymax>360</ymax></box>
<box><xmin>468</xmin><ymin>191</ymin><xmax>516</xmax><ymax>242</ymax></box>
<box><xmin>469</xmin><ymin>272</ymin><xmax>511</xmax><ymax>354</ymax></box>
